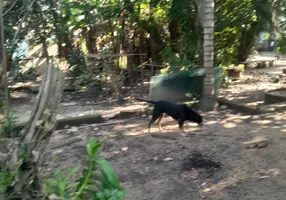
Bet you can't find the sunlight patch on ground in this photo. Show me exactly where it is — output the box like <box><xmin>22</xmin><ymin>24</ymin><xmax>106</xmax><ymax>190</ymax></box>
<box><xmin>274</xmin><ymin>114</ymin><xmax>286</xmax><ymax>121</ymax></box>
<box><xmin>233</xmin><ymin>119</ymin><xmax>243</xmax><ymax>123</ymax></box>
<box><xmin>242</xmin><ymin>136</ymin><xmax>266</xmax><ymax>145</ymax></box>
<box><xmin>117</xmin><ymin>123</ymin><xmax>140</xmax><ymax>129</ymax></box>
<box><xmin>220</xmin><ymin>115</ymin><xmax>250</xmax><ymax>126</ymax></box>
<box><xmin>222</xmin><ymin>122</ymin><xmax>237</xmax><ymax>128</ymax></box>
<box><xmin>245</xmin><ymin>101</ymin><xmax>264</xmax><ymax>106</ymax></box>
<box><xmin>252</xmin><ymin>120</ymin><xmax>272</xmax><ymax>125</ymax></box>
<box><xmin>268</xmin><ymin>168</ymin><xmax>280</xmax><ymax>176</ymax></box>
<box><xmin>227</xmin><ymin>96</ymin><xmax>247</xmax><ymax>101</ymax></box>
<box><xmin>205</xmin><ymin>120</ymin><xmax>217</xmax><ymax>125</ymax></box>
<box><xmin>124</xmin><ymin>131</ymin><xmax>145</xmax><ymax>136</ymax></box>
<box><xmin>239</xmin><ymin>115</ymin><xmax>251</xmax><ymax>119</ymax></box>
<box><xmin>10</xmin><ymin>91</ymin><xmax>28</xmax><ymax>99</ymax></box>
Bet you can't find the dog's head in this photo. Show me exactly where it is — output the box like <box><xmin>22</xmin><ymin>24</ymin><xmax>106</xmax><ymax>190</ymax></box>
<box><xmin>186</xmin><ymin>106</ymin><xmax>203</xmax><ymax>126</ymax></box>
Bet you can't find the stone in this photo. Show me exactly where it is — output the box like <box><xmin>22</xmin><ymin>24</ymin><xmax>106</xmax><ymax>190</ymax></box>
<box><xmin>273</xmin><ymin>76</ymin><xmax>280</xmax><ymax>83</ymax></box>
<box><xmin>243</xmin><ymin>137</ymin><xmax>267</xmax><ymax>149</ymax></box>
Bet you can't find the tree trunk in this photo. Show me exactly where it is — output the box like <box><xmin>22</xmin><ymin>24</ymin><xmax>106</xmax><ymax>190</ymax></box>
<box><xmin>83</xmin><ymin>26</ymin><xmax>98</xmax><ymax>54</ymax></box>
<box><xmin>194</xmin><ymin>1</ymin><xmax>204</xmax><ymax>67</ymax></box>
<box><xmin>199</xmin><ymin>0</ymin><xmax>216</xmax><ymax>110</ymax></box>
<box><xmin>168</xmin><ymin>20</ymin><xmax>180</xmax><ymax>53</ymax></box>
<box><xmin>0</xmin><ymin>10</ymin><xmax>9</xmax><ymax>110</ymax></box>
<box><xmin>57</xmin><ymin>32</ymin><xmax>72</xmax><ymax>59</ymax></box>
<box><xmin>3</xmin><ymin>63</ymin><xmax>65</xmax><ymax>199</ymax></box>
<box><xmin>121</xmin><ymin>11</ymin><xmax>134</xmax><ymax>86</ymax></box>
<box><xmin>236</xmin><ymin>23</ymin><xmax>257</xmax><ymax>62</ymax></box>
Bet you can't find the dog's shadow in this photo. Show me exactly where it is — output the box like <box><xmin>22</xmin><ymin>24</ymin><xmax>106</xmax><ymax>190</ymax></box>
<box><xmin>147</xmin><ymin>117</ymin><xmax>201</xmax><ymax>134</ymax></box>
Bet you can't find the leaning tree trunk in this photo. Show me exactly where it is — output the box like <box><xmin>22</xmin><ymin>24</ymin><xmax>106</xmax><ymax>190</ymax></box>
<box><xmin>2</xmin><ymin>63</ymin><xmax>65</xmax><ymax>199</ymax></box>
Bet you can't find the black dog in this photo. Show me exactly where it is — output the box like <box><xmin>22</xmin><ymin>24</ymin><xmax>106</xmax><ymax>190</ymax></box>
<box><xmin>136</xmin><ymin>98</ymin><xmax>203</xmax><ymax>133</ymax></box>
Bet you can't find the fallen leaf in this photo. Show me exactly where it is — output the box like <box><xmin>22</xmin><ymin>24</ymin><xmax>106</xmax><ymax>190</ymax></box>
<box><xmin>145</xmin><ymin>166</ymin><xmax>149</xmax><ymax>172</ymax></box>
<box><xmin>153</xmin><ymin>156</ymin><xmax>158</xmax><ymax>161</ymax></box>
<box><xmin>164</xmin><ymin>157</ymin><xmax>174</xmax><ymax>161</ymax></box>
<box><xmin>259</xmin><ymin>176</ymin><xmax>269</xmax><ymax>180</ymax></box>
<box><xmin>121</xmin><ymin>147</ymin><xmax>128</xmax><ymax>152</ymax></box>
<box><xmin>67</xmin><ymin>126</ymin><xmax>78</xmax><ymax>133</ymax></box>
<box><xmin>64</xmin><ymin>125</ymin><xmax>70</xmax><ymax>129</ymax></box>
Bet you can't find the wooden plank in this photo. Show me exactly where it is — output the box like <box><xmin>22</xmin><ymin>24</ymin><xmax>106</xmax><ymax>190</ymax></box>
<box><xmin>86</xmin><ymin>53</ymin><xmax>147</xmax><ymax>59</ymax></box>
<box><xmin>15</xmin><ymin>113</ymin><xmax>105</xmax><ymax>131</ymax></box>
<box><xmin>241</xmin><ymin>59</ymin><xmax>275</xmax><ymax>64</ymax></box>
<box><xmin>143</xmin><ymin>64</ymin><xmax>162</xmax><ymax>67</ymax></box>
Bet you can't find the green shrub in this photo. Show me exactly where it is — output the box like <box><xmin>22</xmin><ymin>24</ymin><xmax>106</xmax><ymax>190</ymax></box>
<box><xmin>44</xmin><ymin>137</ymin><xmax>127</xmax><ymax>200</ymax></box>
<box><xmin>0</xmin><ymin>110</ymin><xmax>17</xmax><ymax>138</ymax></box>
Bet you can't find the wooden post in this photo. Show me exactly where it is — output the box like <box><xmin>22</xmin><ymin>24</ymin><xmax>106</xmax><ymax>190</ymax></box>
<box><xmin>200</xmin><ymin>0</ymin><xmax>216</xmax><ymax>110</ymax></box>
<box><xmin>0</xmin><ymin>0</ymin><xmax>9</xmax><ymax>109</ymax></box>
<box><xmin>140</xmin><ymin>55</ymin><xmax>144</xmax><ymax>81</ymax></box>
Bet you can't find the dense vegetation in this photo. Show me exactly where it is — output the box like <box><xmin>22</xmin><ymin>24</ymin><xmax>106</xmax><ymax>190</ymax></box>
<box><xmin>1</xmin><ymin>0</ymin><xmax>274</xmax><ymax>82</ymax></box>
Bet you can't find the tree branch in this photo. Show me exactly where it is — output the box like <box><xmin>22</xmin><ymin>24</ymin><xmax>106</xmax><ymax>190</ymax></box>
<box><xmin>11</xmin><ymin>0</ymin><xmax>37</xmax><ymax>48</ymax></box>
<box><xmin>3</xmin><ymin>0</ymin><xmax>18</xmax><ymax>16</ymax></box>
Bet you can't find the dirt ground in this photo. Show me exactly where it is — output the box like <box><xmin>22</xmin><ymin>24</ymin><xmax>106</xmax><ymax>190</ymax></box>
<box><xmin>43</xmin><ymin>108</ymin><xmax>286</xmax><ymax>200</ymax></box>
<box><xmin>219</xmin><ymin>62</ymin><xmax>286</xmax><ymax>108</ymax></box>
<box><xmin>10</xmin><ymin>61</ymin><xmax>286</xmax><ymax>200</ymax></box>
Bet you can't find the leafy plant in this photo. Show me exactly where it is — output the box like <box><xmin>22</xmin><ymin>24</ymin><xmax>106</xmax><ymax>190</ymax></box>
<box><xmin>44</xmin><ymin>137</ymin><xmax>127</xmax><ymax>200</ymax></box>
<box><xmin>68</xmin><ymin>48</ymin><xmax>87</xmax><ymax>78</ymax></box>
<box><xmin>0</xmin><ymin>168</ymin><xmax>13</xmax><ymax>194</ymax></box>
<box><xmin>44</xmin><ymin>168</ymin><xmax>80</xmax><ymax>199</ymax></box>
<box><xmin>11</xmin><ymin>64</ymin><xmax>38</xmax><ymax>81</ymax></box>
<box><xmin>276</xmin><ymin>35</ymin><xmax>286</xmax><ymax>54</ymax></box>
<box><xmin>0</xmin><ymin>110</ymin><xmax>17</xmax><ymax>138</ymax></box>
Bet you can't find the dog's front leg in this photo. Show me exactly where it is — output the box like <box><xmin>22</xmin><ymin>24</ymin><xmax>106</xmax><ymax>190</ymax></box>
<box><xmin>157</xmin><ymin>113</ymin><xmax>165</xmax><ymax>131</ymax></box>
<box><xmin>178</xmin><ymin>118</ymin><xmax>186</xmax><ymax>133</ymax></box>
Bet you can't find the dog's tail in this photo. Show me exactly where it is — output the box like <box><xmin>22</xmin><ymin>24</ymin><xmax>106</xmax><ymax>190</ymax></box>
<box><xmin>135</xmin><ymin>98</ymin><xmax>156</xmax><ymax>104</ymax></box>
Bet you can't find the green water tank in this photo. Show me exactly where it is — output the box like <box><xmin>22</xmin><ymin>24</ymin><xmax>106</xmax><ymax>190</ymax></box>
<box><xmin>149</xmin><ymin>67</ymin><xmax>223</xmax><ymax>102</ymax></box>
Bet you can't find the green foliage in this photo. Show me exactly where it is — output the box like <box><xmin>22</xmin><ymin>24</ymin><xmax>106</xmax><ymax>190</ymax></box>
<box><xmin>276</xmin><ymin>35</ymin><xmax>286</xmax><ymax>54</ymax></box>
<box><xmin>161</xmin><ymin>44</ymin><xmax>196</xmax><ymax>72</ymax></box>
<box><xmin>44</xmin><ymin>168</ymin><xmax>80</xmax><ymax>198</ymax></box>
<box><xmin>0</xmin><ymin>100</ymin><xmax>3</xmax><ymax>109</ymax></box>
<box><xmin>44</xmin><ymin>137</ymin><xmax>127</xmax><ymax>200</ymax></box>
<box><xmin>68</xmin><ymin>49</ymin><xmax>87</xmax><ymax>78</ymax></box>
<box><xmin>215</xmin><ymin>0</ymin><xmax>272</xmax><ymax>63</ymax></box>
<box><xmin>0</xmin><ymin>110</ymin><xmax>17</xmax><ymax>138</ymax></box>
<box><xmin>11</xmin><ymin>65</ymin><xmax>38</xmax><ymax>81</ymax></box>
<box><xmin>0</xmin><ymin>169</ymin><xmax>13</xmax><ymax>194</ymax></box>
<box><xmin>2</xmin><ymin>0</ymin><xmax>273</xmax><ymax>80</ymax></box>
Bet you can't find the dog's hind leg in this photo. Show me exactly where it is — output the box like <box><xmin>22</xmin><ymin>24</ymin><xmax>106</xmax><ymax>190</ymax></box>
<box><xmin>157</xmin><ymin>113</ymin><xmax>165</xmax><ymax>131</ymax></box>
<box><xmin>148</xmin><ymin>109</ymin><xmax>161</xmax><ymax>133</ymax></box>
<box><xmin>148</xmin><ymin>118</ymin><xmax>157</xmax><ymax>133</ymax></box>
